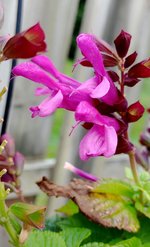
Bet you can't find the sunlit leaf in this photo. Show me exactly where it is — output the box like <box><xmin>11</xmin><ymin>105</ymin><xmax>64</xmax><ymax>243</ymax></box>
<box><xmin>92</xmin><ymin>179</ymin><xmax>134</xmax><ymax>198</ymax></box>
<box><xmin>113</xmin><ymin>237</ymin><xmax>142</xmax><ymax>247</ymax></box>
<box><xmin>57</xmin><ymin>199</ymin><xmax>79</xmax><ymax>216</ymax></box>
<box><xmin>135</xmin><ymin>201</ymin><xmax>150</xmax><ymax>218</ymax></box>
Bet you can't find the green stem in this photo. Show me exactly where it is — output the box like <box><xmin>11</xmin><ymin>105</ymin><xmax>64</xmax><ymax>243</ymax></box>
<box><xmin>4</xmin><ymin>219</ymin><xmax>20</xmax><ymax>247</ymax></box>
<box><xmin>128</xmin><ymin>150</ymin><xmax>140</xmax><ymax>186</ymax></box>
<box><xmin>0</xmin><ymin>182</ymin><xmax>21</xmax><ymax>247</ymax></box>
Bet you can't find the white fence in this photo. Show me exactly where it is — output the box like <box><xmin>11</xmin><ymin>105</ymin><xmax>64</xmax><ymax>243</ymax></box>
<box><xmin>0</xmin><ymin>0</ymin><xmax>150</xmax><ymax>244</ymax></box>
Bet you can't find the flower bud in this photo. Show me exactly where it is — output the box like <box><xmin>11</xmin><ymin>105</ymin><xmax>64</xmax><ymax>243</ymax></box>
<box><xmin>128</xmin><ymin>58</ymin><xmax>150</xmax><ymax>78</ymax></box>
<box><xmin>124</xmin><ymin>51</ymin><xmax>137</xmax><ymax>68</ymax></box>
<box><xmin>3</xmin><ymin>23</ymin><xmax>46</xmax><ymax>59</ymax></box>
<box><xmin>126</xmin><ymin>101</ymin><xmax>145</xmax><ymax>123</ymax></box>
<box><xmin>0</xmin><ymin>134</ymin><xmax>15</xmax><ymax>157</ymax></box>
<box><xmin>114</xmin><ymin>30</ymin><xmax>131</xmax><ymax>58</ymax></box>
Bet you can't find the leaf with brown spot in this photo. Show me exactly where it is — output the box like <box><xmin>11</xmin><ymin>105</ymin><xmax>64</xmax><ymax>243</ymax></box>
<box><xmin>37</xmin><ymin>177</ymin><xmax>139</xmax><ymax>232</ymax></box>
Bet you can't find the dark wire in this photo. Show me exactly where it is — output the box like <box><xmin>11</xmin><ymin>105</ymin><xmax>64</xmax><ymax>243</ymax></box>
<box><xmin>1</xmin><ymin>0</ymin><xmax>23</xmax><ymax>134</ymax></box>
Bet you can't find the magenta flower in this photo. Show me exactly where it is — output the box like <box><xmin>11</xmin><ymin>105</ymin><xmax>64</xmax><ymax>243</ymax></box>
<box><xmin>12</xmin><ymin>51</ymin><xmax>113</xmax><ymax>118</ymax></box>
<box><xmin>75</xmin><ymin>101</ymin><xmax>120</xmax><ymax>160</ymax></box>
<box><xmin>76</xmin><ymin>34</ymin><xmax>124</xmax><ymax>107</ymax></box>
<box><xmin>13</xmin><ymin>31</ymin><xmax>138</xmax><ymax>161</ymax></box>
<box><xmin>64</xmin><ymin>162</ymin><xmax>99</xmax><ymax>181</ymax></box>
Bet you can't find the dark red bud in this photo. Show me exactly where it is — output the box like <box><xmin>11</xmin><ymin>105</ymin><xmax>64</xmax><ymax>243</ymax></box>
<box><xmin>80</xmin><ymin>58</ymin><xmax>92</xmax><ymax>67</ymax></box>
<box><xmin>102</xmin><ymin>54</ymin><xmax>118</xmax><ymax>67</ymax></box>
<box><xmin>124</xmin><ymin>74</ymin><xmax>140</xmax><ymax>87</ymax></box>
<box><xmin>95</xmin><ymin>37</ymin><xmax>117</xmax><ymax>57</ymax></box>
<box><xmin>126</xmin><ymin>101</ymin><xmax>145</xmax><ymax>122</ymax></box>
<box><xmin>107</xmin><ymin>71</ymin><xmax>119</xmax><ymax>82</ymax></box>
<box><xmin>114</xmin><ymin>30</ymin><xmax>131</xmax><ymax>58</ymax></box>
<box><xmin>128</xmin><ymin>59</ymin><xmax>150</xmax><ymax>78</ymax></box>
<box><xmin>82</xmin><ymin>122</ymin><xmax>93</xmax><ymax>129</ymax></box>
<box><xmin>124</xmin><ymin>51</ymin><xmax>137</xmax><ymax>68</ymax></box>
<box><xmin>3</xmin><ymin>23</ymin><xmax>46</xmax><ymax>59</ymax></box>
<box><xmin>1</xmin><ymin>173</ymin><xmax>14</xmax><ymax>183</ymax></box>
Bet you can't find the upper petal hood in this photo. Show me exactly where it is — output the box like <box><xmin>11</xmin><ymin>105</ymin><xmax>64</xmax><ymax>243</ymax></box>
<box><xmin>77</xmin><ymin>33</ymin><xmax>105</xmax><ymax>76</ymax></box>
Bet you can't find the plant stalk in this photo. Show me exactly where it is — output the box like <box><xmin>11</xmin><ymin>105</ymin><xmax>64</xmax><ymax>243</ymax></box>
<box><xmin>0</xmin><ymin>182</ymin><xmax>21</xmax><ymax>247</ymax></box>
<box><xmin>128</xmin><ymin>150</ymin><xmax>140</xmax><ymax>186</ymax></box>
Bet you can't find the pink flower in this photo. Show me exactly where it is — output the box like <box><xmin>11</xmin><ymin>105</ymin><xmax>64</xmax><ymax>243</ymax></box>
<box><xmin>12</xmin><ymin>52</ymin><xmax>112</xmax><ymax>117</ymax></box>
<box><xmin>76</xmin><ymin>34</ymin><xmax>122</xmax><ymax>106</ymax></box>
<box><xmin>75</xmin><ymin>101</ymin><xmax>120</xmax><ymax>160</ymax></box>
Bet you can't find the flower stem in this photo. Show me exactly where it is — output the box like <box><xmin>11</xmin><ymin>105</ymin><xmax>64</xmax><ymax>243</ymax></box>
<box><xmin>4</xmin><ymin>219</ymin><xmax>20</xmax><ymax>247</ymax></box>
<box><xmin>0</xmin><ymin>182</ymin><xmax>21</xmax><ymax>247</ymax></box>
<box><xmin>128</xmin><ymin>150</ymin><xmax>140</xmax><ymax>186</ymax></box>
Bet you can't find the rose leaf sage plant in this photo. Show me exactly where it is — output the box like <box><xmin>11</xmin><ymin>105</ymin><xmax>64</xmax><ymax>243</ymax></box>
<box><xmin>12</xmin><ymin>30</ymin><xmax>150</xmax><ymax>246</ymax></box>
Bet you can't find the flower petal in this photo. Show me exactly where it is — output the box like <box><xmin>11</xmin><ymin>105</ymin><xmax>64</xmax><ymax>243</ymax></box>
<box><xmin>90</xmin><ymin>76</ymin><xmax>110</xmax><ymax>98</ymax></box>
<box><xmin>73</xmin><ymin>77</ymin><xmax>98</xmax><ymax>95</ymax></box>
<box><xmin>77</xmin><ymin>33</ymin><xmax>105</xmax><ymax>76</ymax></box>
<box><xmin>35</xmin><ymin>87</ymin><xmax>51</xmax><ymax>96</ymax></box>
<box><xmin>32</xmin><ymin>55</ymin><xmax>59</xmax><ymax>78</ymax></box>
<box><xmin>30</xmin><ymin>90</ymin><xmax>63</xmax><ymax>117</ymax></box>
<box><xmin>32</xmin><ymin>55</ymin><xmax>80</xmax><ymax>88</ymax></box>
<box><xmin>64</xmin><ymin>162</ymin><xmax>99</xmax><ymax>181</ymax></box>
<box><xmin>79</xmin><ymin>125</ymin><xmax>117</xmax><ymax>160</ymax></box>
<box><xmin>75</xmin><ymin>101</ymin><xmax>120</xmax><ymax>130</ymax></box>
<box><xmin>13</xmin><ymin>61</ymin><xmax>59</xmax><ymax>90</ymax></box>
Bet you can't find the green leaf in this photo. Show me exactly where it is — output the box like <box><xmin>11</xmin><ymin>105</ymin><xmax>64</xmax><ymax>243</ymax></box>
<box><xmin>84</xmin><ymin>193</ymin><xmax>139</xmax><ymax>232</ymax></box>
<box><xmin>139</xmin><ymin>170</ymin><xmax>150</xmax><ymax>182</ymax></box>
<box><xmin>57</xmin><ymin>213</ymin><xmax>123</xmax><ymax>244</ymax></box>
<box><xmin>81</xmin><ymin>243</ymin><xmax>109</xmax><ymax>247</ymax></box>
<box><xmin>44</xmin><ymin>214</ymin><xmax>63</xmax><ymax>232</ymax></box>
<box><xmin>10</xmin><ymin>202</ymin><xmax>46</xmax><ymax>229</ymax></box>
<box><xmin>23</xmin><ymin>231</ymin><xmax>66</xmax><ymax>247</ymax></box>
<box><xmin>123</xmin><ymin>216</ymin><xmax>150</xmax><ymax>245</ymax></box>
<box><xmin>125</xmin><ymin>167</ymin><xmax>134</xmax><ymax>180</ymax></box>
<box><xmin>135</xmin><ymin>201</ymin><xmax>150</xmax><ymax>218</ymax></box>
<box><xmin>143</xmin><ymin>244</ymin><xmax>150</xmax><ymax>247</ymax></box>
<box><xmin>113</xmin><ymin>237</ymin><xmax>142</xmax><ymax>247</ymax></box>
<box><xmin>92</xmin><ymin>179</ymin><xmax>134</xmax><ymax>199</ymax></box>
<box><xmin>57</xmin><ymin>199</ymin><xmax>79</xmax><ymax>216</ymax></box>
<box><xmin>60</xmin><ymin>227</ymin><xmax>91</xmax><ymax>247</ymax></box>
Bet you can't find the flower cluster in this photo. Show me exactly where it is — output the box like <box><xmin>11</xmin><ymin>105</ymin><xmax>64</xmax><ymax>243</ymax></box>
<box><xmin>0</xmin><ymin>134</ymin><xmax>24</xmax><ymax>190</ymax></box>
<box><xmin>13</xmin><ymin>30</ymin><xmax>148</xmax><ymax>161</ymax></box>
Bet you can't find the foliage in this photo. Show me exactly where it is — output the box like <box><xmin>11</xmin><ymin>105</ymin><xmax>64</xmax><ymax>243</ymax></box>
<box><xmin>24</xmin><ymin>213</ymin><xmax>145</xmax><ymax>246</ymax></box>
